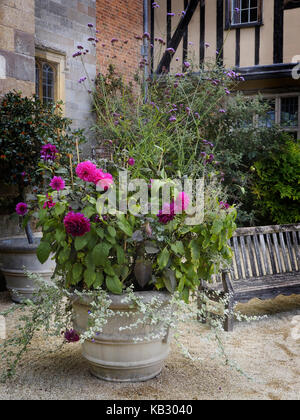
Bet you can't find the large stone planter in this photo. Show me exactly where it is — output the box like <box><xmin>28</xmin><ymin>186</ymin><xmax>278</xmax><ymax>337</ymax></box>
<box><xmin>0</xmin><ymin>236</ymin><xmax>55</xmax><ymax>303</ymax></box>
<box><xmin>72</xmin><ymin>291</ymin><xmax>172</xmax><ymax>382</ymax></box>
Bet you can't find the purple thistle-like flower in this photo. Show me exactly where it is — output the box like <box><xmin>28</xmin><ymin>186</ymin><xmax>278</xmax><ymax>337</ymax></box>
<box><xmin>166</xmin><ymin>47</ymin><xmax>175</xmax><ymax>54</ymax></box>
<box><xmin>219</xmin><ymin>201</ymin><xmax>230</xmax><ymax>210</ymax></box>
<box><xmin>111</xmin><ymin>38</ymin><xmax>119</xmax><ymax>43</ymax></box>
<box><xmin>167</xmin><ymin>12</ymin><xmax>175</xmax><ymax>16</ymax></box>
<box><xmin>40</xmin><ymin>144</ymin><xmax>58</xmax><ymax>161</ymax></box>
<box><xmin>64</xmin><ymin>329</ymin><xmax>80</xmax><ymax>343</ymax></box>
<box><xmin>183</xmin><ymin>61</ymin><xmax>191</xmax><ymax>68</ymax></box>
<box><xmin>169</xmin><ymin>116</ymin><xmax>177</xmax><ymax>122</ymax></box>
<box><xmin>16</xmin><ymin>202</ymin><xmax>28</xmax><ymax>216</ymax></box>
<box><xmin>219</xmin><ymin>109</ymin><xmax>226</xmax><ymax>113</ymax></box>
<box><xmin>87</xmin><ymin>23</ymin><xmax>94</xmax><ymax>28</ymax></box>
<box><xmin>143</xmin><ymin>32</ymin><xmax>150</xmax><ymax>40</ymax></box>
<box><xmin>64</xmin><ymin>212</ymin><xmax>91</xmax><ymax>237</ymax></box>
<box><xmin>77</xmin><ymin>45</ymin><xmax>84</xmax><ymax>50</ymax></box>
<box><xmin>205</xmin><ymin>42</ymin><xmax>210</xmax><ymax>48</ymax></box>
<box><xmin>50</xmin><ymin>176</ymin><xmax>65</xmax><ymax>191</ymax></box>
<box><xmin>152</xmin><ymin>2</ymin><xmax>160</xmax><ymax>8</ymax></box>
<box><xmin>87</xmin><ymin>37</ymin><xmax>95</xmax><ymax>42</ymax></box>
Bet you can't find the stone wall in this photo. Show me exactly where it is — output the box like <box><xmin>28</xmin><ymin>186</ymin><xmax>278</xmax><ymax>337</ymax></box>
<box><xmin>0</xmin><ymin>0</ymin><xmax>35</xmax><ymax>97</ymax></box>
<box><xmin>96</xmin><ymin>0</ymin><xmax>144</xmax><ymax>86</ymax></box>
<box><xmin>35</xmin><ymin>0</ymin><xmax>97</xmax><ymax>155</ymax></box>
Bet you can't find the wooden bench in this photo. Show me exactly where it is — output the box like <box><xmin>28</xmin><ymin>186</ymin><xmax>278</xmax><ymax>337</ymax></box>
<box><xmin>199</xmin><ymin>224</ymin><xmax>300</xmax><ymax>331</ymax></box>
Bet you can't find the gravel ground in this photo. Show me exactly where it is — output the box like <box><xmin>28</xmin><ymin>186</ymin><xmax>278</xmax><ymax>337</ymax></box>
<box><xmin>0</xmin><ymin>291</ymin><xmax>299</xmax><ymax>400</ymax></box>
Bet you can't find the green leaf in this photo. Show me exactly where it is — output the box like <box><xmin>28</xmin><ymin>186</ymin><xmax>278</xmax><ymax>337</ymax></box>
<box><xmin>36</xmin><ymin>241</ymin><xmax>51</xmax><ymax>264</ymax></box>
<box><xmin>72</xmin><ymin>263</ymin><xmax>83</xmax><ymax>281</ymax></box>
<box><xmin>106</xmin><ymin>276</ymin><xmax>123</xmax><ymax>294</ymax></box>
<box><xmin>55</xmin><ymin>229</ymin><xmax>66</xmax><ymax>244</ymax></box>
<box><xmin>145</xmin><ymin>241</ymin><xmax>160</xmax><ymax>254</ymax></box>
<box><xmin>82</xmin><ymin>206</ymin><xmax>96</xmax><ymax>218</ymax></box>
<box><xmin>74</xmin><ymin>235</ymin><xmax>89</xmax><ymax>251</ymax></box>
<box><xmin>189</xmin><ymin>239</ymin><xmax>200</xmax><ymax>262</ymax></box>
<box><xmin>54</xmin><ymin>202</ymin><xmax>66</xmax><ymax>217</ymax></box>
<box><xmin>92</xmin><ymin>242</ymin><xmax>111</xmax><ymax>265</ymax></box>
<box><xmin>157</xmin><ymin>247</ymin><xmax>170</xmax><ymax>270</ymax></box>
<box><xmin>163</xmin><ymin>269</ymin><xmax>176</xmax><ymax>293</ymax></box>
<box><xmin>96</xmin><ymin>227</ymin><xmax>104</xmax><ymax>239</ymax></box>
<box><xmin>116</xmin><ymin>245</ymin><xmax>125</xmax><ymax>265</ymax></box>
<box><xmin>117</xmin><ymin>215</ymin><xmax>133</xmax><ymax>236</ymax></box>
<box><xmin>85</xmin><ymin>252</ymin><xmax>95</xmax><ymax>271</ymax></box>
<box><xmin>94</xmin><ymin>271</ymin><xmax>104</xmax><ymax>288</ymax></box>
<box><xmin>58</xmin><ymin>247</ymin><xmax>71</xmax><ymax>264</ymax></box>
<box><xmin>170</xmin><ymin>241</ymin><xmax>185</xmax><ymax>256</ymax></box>
<box><xmin>107</xmin><ymin>226</ymin><xmax>116</xmax><ymax>237</ymax></box>
<box><xmin>84</xmin><ymin>268</ymin><xmax>97</xmax><ymax>288</ymax></box>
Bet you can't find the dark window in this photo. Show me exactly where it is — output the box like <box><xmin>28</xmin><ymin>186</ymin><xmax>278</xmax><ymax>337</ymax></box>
<box><xmin>281</xmin><ymin>97</ymin><xmax>298</xmax><ymax>128</ymax></box>
<box><xmin>226</xmin><ymin>0</ymin><xmax>262</xmax><ymax>28</ymax></box>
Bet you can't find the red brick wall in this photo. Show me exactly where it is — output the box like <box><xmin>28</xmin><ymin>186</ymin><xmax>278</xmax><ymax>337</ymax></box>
<box><xmin>96</xmin><ymin>0</ymin><xmax>144</xmax><ymax>86</ymax></box>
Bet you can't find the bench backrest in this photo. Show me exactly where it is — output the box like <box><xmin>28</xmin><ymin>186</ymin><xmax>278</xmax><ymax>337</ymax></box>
<box><xmin>229</xmin><ymin>224</ymin><xmax>300</xmax><ymax>281</ymax></box>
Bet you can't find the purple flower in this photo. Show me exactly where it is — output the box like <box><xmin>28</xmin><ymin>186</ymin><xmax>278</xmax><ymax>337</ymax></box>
<box><xmin>219</xmin><ymin>109</ymin><xmax>226</xmax><ymax>113</ymax></box>
<box><xmin>205</xmin><ymin>42</ymin><xmax>210</xmax><ymax>48</ymax></box>
<box><xmin>175</xmin><ymin>73</ymin><xmax>184</xmax><ymax>78</ymax></box>
<box><xmin>167</xmin><ymin>12</ymin><xmax>175</xmax><ymax>16</ymax></box>
<box><xmin>64</xmin><ymin>329</ymin><xmax>80</xmax><ymax>343</ymax></box>
<box><xmin>50</xmin><ymin>176</ymin><xmax>65</xmax><ymax>191</ymax></box>
<box><xmin>128</xmin><ymin>157</ymin><xmax>135</xmax><ymax>166</ymax></box>
<box><xmin>77</xmin><ymin>45</ymin><xmax>84</xmax><ymax>50</ymax></box>
<box><xmin>152</xmin><ymin>2</ymin><xmax>160</xmax><ymax>8</ymax></box>
<box><xmin>21</xmin><ymin>171</ymin><xmax>26</xmax><ymax>177</ymax></box>
<box><xmin>157</xmin><ymin>202</ymin><xmax>176</xmax><ymax>224</ymax></box>
<box><xmin>143</xmin><ymin>32</ymin><xmax>150</xmax><ymax>40</ymax></box>
<box><xmin>111</xmin><ymin>38</ymin><xmax>119</xmax><ymax>43</ymax></box>
<box><xmin>64</xmin><ymin>212</ymin><xmax>91</xmax><ymax>237</ymax></box>
<box><xmin>87</xmin><ymin>23</ymin><xmax>94</xmax><ymax>28</ymax></box>
<box><xmin>16</xmin><ymin>202</ymin><xmax>28</xmax><ymax>216</ymax></box>
<box><xmin>78</xmin><ymin>77</ymin><xmax>87</xmax><ymax>84</ymax></box>
<box><xmin>183</xmin><ymin>61</ymin><xmax>191</xmax><ymax>68</ymax></box>
<box><xmin>219</xmin><ymin>201</ymin><xmax>230</xmax><ymax>210</ymax></box>
<box><xmin>169</xmin><ymin>116</ymin><xmax>176</xmax><ymax>122</ymax></box>
<box><xmin>40</xmin><ymin>144</ymin><xmax>58</xmax><ymax>161</ymax></box>
<box><xmin>87</xmin><ymin>37</ymin><xmax>95</xmax><ymax>42</ymax></box>
<box><xmin>166</xmin><ymin>47</ymin><xmax>175</xmax><ymax>54</ymax></box>
<box><xmin>76</xmin><ymin>161</ymin><xmax>97</xmax><ymax>183</ymax></box>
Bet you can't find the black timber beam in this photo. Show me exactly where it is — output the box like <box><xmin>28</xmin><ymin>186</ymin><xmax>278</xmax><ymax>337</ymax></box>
<box><xmin>155</xmin><ymin>0</ymin><xmax>200</xmax><ymax>74</ymax></box>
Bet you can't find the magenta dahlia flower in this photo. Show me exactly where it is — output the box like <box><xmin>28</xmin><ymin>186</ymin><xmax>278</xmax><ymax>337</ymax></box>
<box><xmin>76</xmin><ymin>161</ymin><xmax>97</xmax><ymax>182</ymax></box>
<box><xmin>157</xmin><ymin>202</ymin><xmax>176</xmax><ymax>224</ymax></box>
<box><xmin>50</xmin><ymin>176</ymin><xmax>65</xmax><ymax>191</ymax></box>
<box><xmin>93</xmin><ymin>170</ymin><xmax>114</xmax><ymax>191</ymax></box>
<box><xmin>40</xmin><ymin>144</ymin><xmax>58</xmax><ymax>161</ymax></box>
<box><xmin>43</xmin><ymin>194</ymin><xmax>56</xmax><ymax>209</ymax></box>
<box><xmin>16</xmin><ymin>202</ymin><xmax>28</xmax><ymax>216</ymax></box>
<box><xmin>64</xmin><ymin>212</ymin><xmax>91</xmax><ymax>237</ymax></box>
<box><xmin>64</xmin><ymin>329</ymin><xmax>80</xmax><ymax>343</ymax></box>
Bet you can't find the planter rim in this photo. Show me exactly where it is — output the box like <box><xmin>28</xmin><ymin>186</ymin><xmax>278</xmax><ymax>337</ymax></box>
<box><xmin>0</xmin><ymin>235</ymin><xmax>42</xmax><ymax>253</ymax></box>
<box><xmin>72</xmin><ymin>290</ymin><xmax>172</xmax><ymax>310</ymax></box>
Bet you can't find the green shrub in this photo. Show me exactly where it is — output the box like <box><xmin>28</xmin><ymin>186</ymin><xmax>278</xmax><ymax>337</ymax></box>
<box><xmin>253</xmin><ymin>137</ymin><xmax>300</xmax><ymax>224</ymax></box>
<box><xmin>0</xmin><ymin>91</ymin><xmax>85</xmax><ymax>212</ymax></box>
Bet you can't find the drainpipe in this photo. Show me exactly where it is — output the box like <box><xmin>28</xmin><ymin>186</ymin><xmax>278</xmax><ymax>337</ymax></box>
<box><xmin>143</xmin><ymin>0</ymin><xmax>149</xmax><ymax>103</ymax></box>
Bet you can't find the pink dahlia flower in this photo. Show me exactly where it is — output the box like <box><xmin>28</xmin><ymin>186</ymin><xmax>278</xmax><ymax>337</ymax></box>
<box><xmin>50</xmin><ymin>176</ymin><xmax>65</xmax><ymax>191</ymax></box>
<box><xmin>174</xmin><ymin>192</ymin><xmax>190</xmax><ymax>212</ymax></box>
<box><xmin>64</xmin><ymin>212</ymin><xmax>91</xmax><ymax>237</ymax></box>
<box><xmin>40</xmin><ymin>144</ymin><xmax>58</xmax><ymax>161</ymax></box>
<box><xmin>76</xmin><ymin>161</ymin><xmax>97</xmax><ymax>182</ymax></box>
<box><xmin>16</xmin><ymin>202</ymin><xmax>28</xmax><ymax>216</ymax></box>
<box><xmin>43</xmin><ymin>194</ymin><xmax>56</xmax><ymax>209</ymax></box>
<box><xmin>93</xmin><ymin>170</ymin><xmax>114</xmax><ymax>191</ymax></box>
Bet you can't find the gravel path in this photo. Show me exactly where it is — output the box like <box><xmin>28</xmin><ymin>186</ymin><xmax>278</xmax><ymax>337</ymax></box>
<box><xmin>0</xmin><ymin>291</ymin><xmax>299</xmax><ymax>400</ymax></box>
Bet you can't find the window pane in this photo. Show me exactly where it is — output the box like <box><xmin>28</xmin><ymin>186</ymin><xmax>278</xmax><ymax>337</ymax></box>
<box><xmin>281</xmin><ymin>97</ymin><xmax>298</xmax><ymax>128</ymax></box>
<box><xmin>232</xmin><ymin>0</ymin><xmax>258</xmax><ymax>24</ymax></box>
<box><xmin>42</xmin><ymin>63</ymin><xmax>54</xmax><ymax>104</ymax></box>
<box><xmin>259</xmin><ymin>99</ymin><xmax>276</xmax><ymax>128</ymax></box>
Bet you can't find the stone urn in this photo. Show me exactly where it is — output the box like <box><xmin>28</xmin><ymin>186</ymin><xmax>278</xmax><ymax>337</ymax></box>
<box><xmin>0</xmin><ymin>236</ymin><xmax>55</xmax><ymax>303</ymax></box>
<box><xmin>72</xmin><ymin>291</ymin><xmax>172</xmax><ymax>382</ymax></box>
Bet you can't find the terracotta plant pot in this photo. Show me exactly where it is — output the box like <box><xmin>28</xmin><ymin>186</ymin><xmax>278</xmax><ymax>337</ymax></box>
<box><xmin>72</xmin><ymin>291</ymin><xmax>172</xmax><ymax>382</ymax></box>
<box><xmin>0</xmin><ymin>236</ymin><xmax>55</xmax><ymax>303</ymax></box>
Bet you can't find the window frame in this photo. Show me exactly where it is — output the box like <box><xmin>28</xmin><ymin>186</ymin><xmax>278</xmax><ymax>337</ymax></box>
<box><xmin>35</xmin><ymin>48</ymin><xmax>66</xmax><ymax>113</ymax></box>
<box><xmin>35</xmin><ymin>58</ymin><xmax>57</xmax><ymax>104</ymax></box>
<box><xmin>225</xmin><ymin>0</ymin><xmax>263</xmax><ymax>29</ymax></box>
<box><xmin>261</xmin><ymin>93</ymin><xmax>300</xmax><ymax>139</ymax></box>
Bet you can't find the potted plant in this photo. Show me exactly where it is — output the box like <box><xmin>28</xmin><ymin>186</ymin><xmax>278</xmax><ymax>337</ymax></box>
<box><xmin>0</xmin><ymin>92</ymin><xmax>85</xmax><ymax>302</ymax></box>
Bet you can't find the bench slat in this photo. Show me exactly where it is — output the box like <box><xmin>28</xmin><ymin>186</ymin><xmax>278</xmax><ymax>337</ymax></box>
<box><xmin>253</xmin><ymin>235</ymin><xmax>264</xmax><ymax>276</ymax></box>
<box><xmin>266</xmin><ymin>233</ymin><xmax>277</xmax><ymax>274</ymax></box>
<box><xmin>233</xmin><ymin>236</ymin><xmax>243</xmax><ymax>279</ymax></box>
<box><xmin>286</xmin><ymin>231</ymin><xmax>297</xmax><ymax>271</ymax></box>
<box><xmin>279</xmin><ymin>232</ymin><xmax>290</xmax><ymax>272</ymax></box>
<box><xmin>259</xmin><ymin>233</ymin><xmax>271</xmax><ymax>275</ymax></box>
<box><xmin>272</xmin><ymin>233</ymin><xmax>283</xmax><ymax>273</ymax></box>
<box><xmin>240</xmin><ymin>236</ymin><xmax>250</xmax><ymax>278</ymax></box>
<box><xmin>292</xmin><ymin>231</ymin><xmax>300</xmax><ymax>270</ymax></box>
<box><xmin>246</xmin><ymin>235</ymin><xmax>257</xmax><ymax>277</ymax></box>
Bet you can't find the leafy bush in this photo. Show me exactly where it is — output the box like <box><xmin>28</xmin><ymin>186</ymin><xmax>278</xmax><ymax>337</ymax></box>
<box><xmin>252</xmin><ymin>137</ymin><xmax>300</xmax><ymax>224</ymax></box>
<box><xmin>0</xmin><ymin>91</ymin><xmax>85</xmax><ymax>212</ymax></box>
